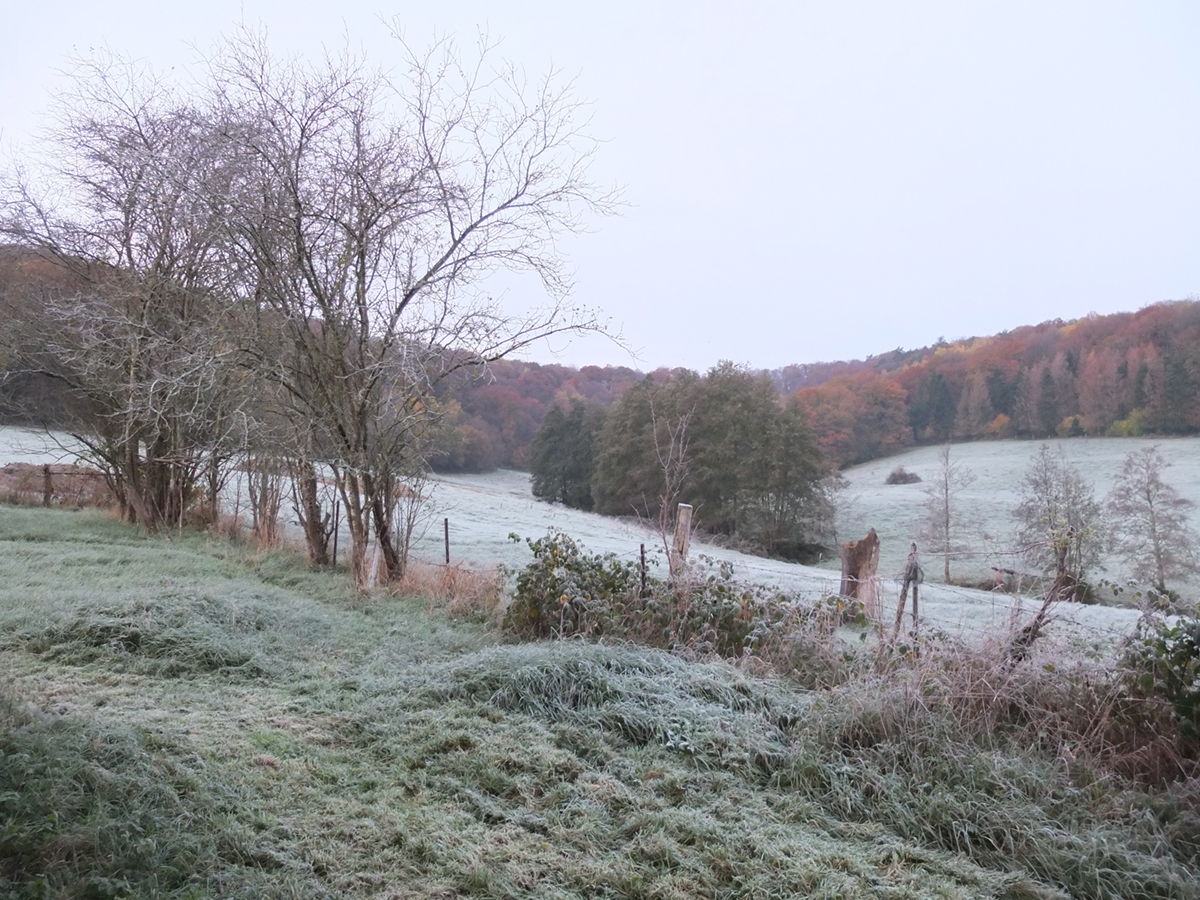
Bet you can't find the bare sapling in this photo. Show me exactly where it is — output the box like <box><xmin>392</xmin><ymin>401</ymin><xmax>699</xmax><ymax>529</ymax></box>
<box><xmin>1106</xmin><ymin>445</ymin><xmax>1200</xmax><ymax>604</ymax></box>
<box><xmin>921</xmin><ymin>444</ymin><xmax>976</xmax><ymax>583</ymax></box>
<box><xmin>650</xmin><ymin>398</ymin><xmax>695</xmax><ymax>578</ymax></box>
<box><xmin>246</xmin><ymin>454</ymin><xmax>285</xmax><ymax>547</ymax></box>
<box><xmin>387</xmin><ymin>468</ymin><xmax>434</xmax><ymax>579</ymax></box>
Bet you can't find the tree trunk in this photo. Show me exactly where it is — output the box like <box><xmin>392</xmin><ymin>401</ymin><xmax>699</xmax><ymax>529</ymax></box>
<box><xmin>294</xmin><ymin>460</ymin><xmax>331</xmax><ymax>566</ymax></box>
<box><xmin>338</xmin><ymin>470</ymin><xmax>371</xmax><ymax>588</ymax></box>
<box><xmin>370</xmin><ymin>488</ymin><xmax>403</xmax><ymax>583</ymax></box>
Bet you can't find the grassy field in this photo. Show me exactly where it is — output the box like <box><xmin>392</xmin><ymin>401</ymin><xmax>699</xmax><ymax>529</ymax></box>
<box><xmin>2</xmin><ymin>503</ymin><xmax>1199</xmax><ymax>898</ymax></box>
<box><xmin>1</xmin><ymin>426</ymin><xmax>1187</xmax><ymax>655</ymax></box>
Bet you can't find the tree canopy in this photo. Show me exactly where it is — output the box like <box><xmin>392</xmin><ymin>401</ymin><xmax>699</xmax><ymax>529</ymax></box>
<box><xmin>584</xmin><ymin>363</ymin><xmax>835</xmax><ymax>560</ymax></box>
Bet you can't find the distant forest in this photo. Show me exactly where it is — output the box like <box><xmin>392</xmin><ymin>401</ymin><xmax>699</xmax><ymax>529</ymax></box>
<box><xmin>429</xmin><ymin>299</ymin><xmax>1200</xmax><ymax>471</ymax></box>
<box><xmin>2</xmin><ymin>245</ymin><xmax>1198</xmax><ymax>473</ymax></box>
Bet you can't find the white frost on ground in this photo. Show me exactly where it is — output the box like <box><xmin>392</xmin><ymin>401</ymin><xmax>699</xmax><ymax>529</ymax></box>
<box><xmin>0</xmin><ymin>426</ymin><xmax>84</xmax><ymax>467</ymax></box>
<box><xmin>835</xmin><ymin>437</ymin><xmax>1200</xmax><ymax>600</ymax></box>
<box><xmin>2</xmin><ymin>425</ymin><xmax>1187</xmax><ymax>649</ymax></box>
<box><xmin>417</xmin><ymin>468</ymin><xmax>1147</xmax><ymax>651</ymax></box>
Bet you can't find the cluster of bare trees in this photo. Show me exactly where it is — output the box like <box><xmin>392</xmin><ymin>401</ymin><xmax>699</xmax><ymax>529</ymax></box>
<box><xmin>917</xmin><ymin>443</ymin><xmax>1197</xmax><ymax>606</ymax></box>
<box><xmin>0</xmin><ymin>27</ymin><xmax>615</xmax><ymax>585</ymax></box>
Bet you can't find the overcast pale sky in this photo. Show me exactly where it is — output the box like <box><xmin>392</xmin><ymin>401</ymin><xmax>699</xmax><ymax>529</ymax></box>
<box><xmin>3</xmin><ymin>2</ymin><xmax>1199</xmax><ymax>372</ymax></box>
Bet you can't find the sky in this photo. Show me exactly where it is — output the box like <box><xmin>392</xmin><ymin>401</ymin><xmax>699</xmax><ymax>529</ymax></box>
<box><xmin>3</xmin><ymin>1</ymin><xmax>1200</xmax><ymax>373</ymax></box>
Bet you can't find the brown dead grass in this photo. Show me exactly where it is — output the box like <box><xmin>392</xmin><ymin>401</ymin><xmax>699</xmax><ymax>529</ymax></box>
<box><xmin>866</xmin><ymin>629</ymin><xmax>1198</xmax><ymax>787</ymax></box>
<box><xmin>392</xmin><ymin>560</ymin><xmax>504</xmax><ymax>622</ymax></box>
<box><xmin>0</xmin><ymin>462</ymin><xmax>115</xmax><ymax>509</ymax></box>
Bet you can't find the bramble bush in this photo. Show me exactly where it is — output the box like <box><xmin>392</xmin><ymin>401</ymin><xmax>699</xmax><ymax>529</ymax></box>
<box><xmin>504</xmin><ymin>531</ymin><xmax>639</xmax><ymax>639</ymax></box>
<box><xmin>1122</xmin><ymin>613</ymin><xmax>1200</xmax><ymax>743</ymax></box>
<box><xmin>505</xmin><ymin>530</ymin><xmax>859</xmax><ymax>684</ymax></box>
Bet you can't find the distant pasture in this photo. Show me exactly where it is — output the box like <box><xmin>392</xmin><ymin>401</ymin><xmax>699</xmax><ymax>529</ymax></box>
<box><xmin>2</xmin><ymin>425</ymin><xmax>1187</xmax><ymax>652</ymax></box>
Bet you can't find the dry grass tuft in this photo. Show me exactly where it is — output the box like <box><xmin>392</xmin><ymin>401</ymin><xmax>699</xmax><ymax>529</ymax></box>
<box><xmin>867</xmin><ymin>629</ymin><xmax>1198</xmax><ymax>787</ymax></box>
<box><xmin>0</xmin><ymin>462</ymin><xmax>114</xmax><ymax>509</ymax></box>
<box><xmin>393</xmin><ymin>560</ymin><xmax>504</xmax><ymax>621</ymax></box>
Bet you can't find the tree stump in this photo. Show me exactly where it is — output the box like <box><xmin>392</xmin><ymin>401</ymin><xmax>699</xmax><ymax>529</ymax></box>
<box><xmin>840</xmin><ymin>528</ymin><xmax>881</xmax><ymax>622</ymax></box>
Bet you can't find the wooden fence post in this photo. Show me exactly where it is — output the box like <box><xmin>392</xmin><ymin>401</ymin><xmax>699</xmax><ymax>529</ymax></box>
<box><xmin>892</xmin><ymin>542</ymin><xmax>922</xmax><ymax>640</ymax></box>
<box><xmin>640</xmin><ymin>543</ymin><xmax>648</xmax><ymax>597</ymax></box>
<box><xmin>671</xmin><ymin>503</ymin><xmax>693</xmax><ymax>574</ymax></box>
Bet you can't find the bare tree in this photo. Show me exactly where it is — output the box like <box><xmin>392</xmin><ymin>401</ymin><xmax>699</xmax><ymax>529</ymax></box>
<box><xmin>1106</xmin><ymin>445</ymin><xmax>1199</xmax><ymax>596</ymax></box>
<box><xmin>389</xmin><ymin>467</ymin><xmax>436</xmax><ymax>577</ymax></box>
<box><xmin>3</xmin><ymin>28</ymin><xmax>616</xmax><ymax>572</ymax></box>
<box><xmin>208</xmin><ymin>28</ymin><xmax>616</xmax><ymax>586</ymax></box>
<box><xmin>920</xmin><ymin>444</ymin><xmax>977</xmax><ymax>582</ymax></box>
<box><xmin>1014</xmin><ymin>444</ymin><xmax>1105</xmax><ymax>596</ymax></box>
<box><xmin>245</xmin><ymin>453</ymin><xmax>285</xmax><ymax>547</ymax></box>
<box><xmin>1</xmin><ymin>52</ymin><xmax>248</xmax><ymax>528</ymax></box>
<box><xmin>649</xmin><ymin>397</ymin><xmax>694</xmax><ymax>576</ymax></box>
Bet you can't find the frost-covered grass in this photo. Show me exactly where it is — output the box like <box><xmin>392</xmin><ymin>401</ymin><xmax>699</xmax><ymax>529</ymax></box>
<box><xmin>0</xmin><ymin>427</ymin><xmax>1187</xmax><ymax>649</ymax></box>
<box><xmin>2</xmin><ymin>503</ymin><xmax>1198</xmax><ymax>899</ymax></box>
<box><xmin>412</xmin><ymin>465</ymin><xmax>1142</xmax><ymax>657</ymax></box>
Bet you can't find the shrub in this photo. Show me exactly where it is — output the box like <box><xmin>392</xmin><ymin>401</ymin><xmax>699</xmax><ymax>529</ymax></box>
<box><xmin>1109</xmin><ymin>408</ymin><xmax>1148</xmax><ymax>437</ymax></box>
<box><xmin>504</xmin><ymin>531</ymin><xmax>639</xmax><ymax>639</ymax></box>
<box><xmin>505</xmin><ymin>531</ymin><xmax>860</xmax><ymax>686</ymax></box>
<box><xmin>1122</xmin><ymin>614</ymin><xmax>1200</xmax><ymax>744</ymax></box>
<box><xmin>884</xmin><ymin>466</ymin><xmax>921</xmax><ymax>485</ymax></box>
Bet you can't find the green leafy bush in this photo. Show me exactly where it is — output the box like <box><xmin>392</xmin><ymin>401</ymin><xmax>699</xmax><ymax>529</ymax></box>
<box><xmin>1123</xmin><ymin>614</ymin><xmax>1200</xmax><ymax>742</ymax></box>
<box><xmin>506</xmin><ymin>531</ymin><xmax>859</xmax><ymax>685</ymax></box>
<box><xmin>504</xmin><ymin>531</ymin><xmax>639</xmax><ymax>639</ymax></box>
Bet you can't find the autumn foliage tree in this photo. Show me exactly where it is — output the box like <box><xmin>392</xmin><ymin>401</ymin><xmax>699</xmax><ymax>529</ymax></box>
<box><xmin>794</xmin><ymin>371</ymin><xmax>913</xmax><ymax>467</ymax></box>
<box><xmin>787</xmin><ymin>303</ymin><xmax>1200</xmax><ymax>464</ymax></box>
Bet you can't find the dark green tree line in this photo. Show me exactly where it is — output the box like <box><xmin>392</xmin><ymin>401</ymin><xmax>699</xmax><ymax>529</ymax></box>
<box><xmin>533</xmin><ymin>363</ymin><xmax>835</xmax><ymax>560</ymax></box>
<box><xmin>530</xmin><ymin>399</ymin><xmax>607</xmax><ymax>510</ymax></box>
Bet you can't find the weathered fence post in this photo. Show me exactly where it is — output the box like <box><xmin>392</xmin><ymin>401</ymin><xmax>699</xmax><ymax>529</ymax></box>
<box><xmin>840</xmin><ymin>528</ymin><xmax>880</xmax><ymax>599</ymax></box>
<box><xmin>840</xmin><ymin>527</ymin><xmax>881</xmax><ymax>625</ymax></box>
<box><xmin>670</xmin><ymin>503</ymin><xmax>693</xmax><ymax>574</ymax></box>
<box><xmin>640</xmin><ymin>543</ymin><xmax>648</xmax><ymax>597</ymax></box>
<box><xmin>42</xmin><ymin>464</ymin><xmax>52</xmax><ymax>507</ymax></box>
<box><xmin>444</xmin><ymin>517</ymin><xmax>450</xmax><ymax>565</ymax></box>
<box><xmin>892</xmin><ymin>542</ymin><xmax>922</xmax><ymax>640</ymax></box>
